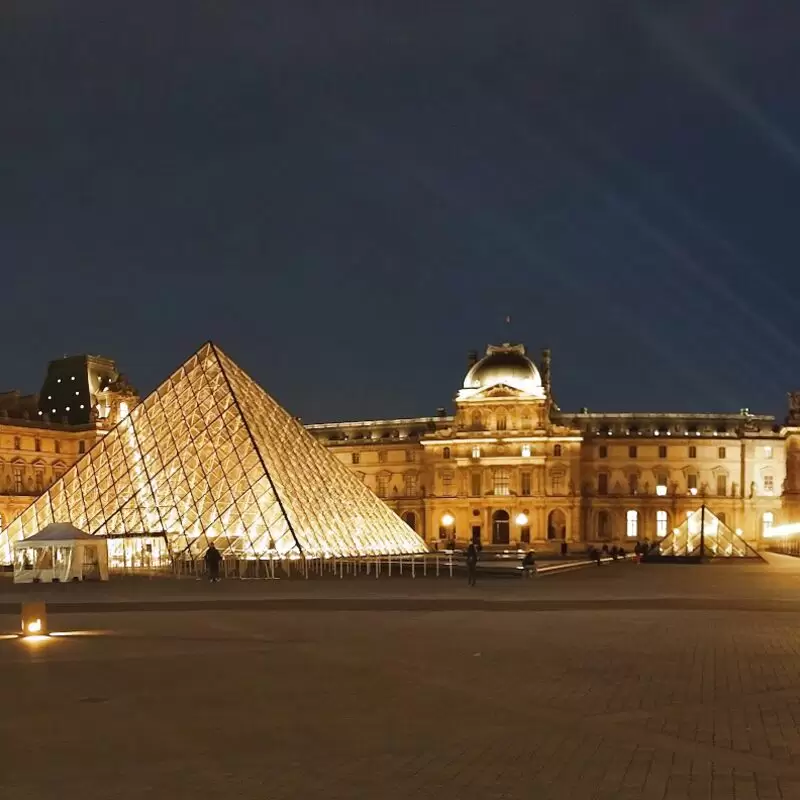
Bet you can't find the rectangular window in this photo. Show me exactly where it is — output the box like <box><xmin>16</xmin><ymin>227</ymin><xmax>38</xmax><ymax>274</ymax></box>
<box><xmin>405</xmin><ymin>450</ymin><xmax>415</xmax><ymax>463</ymax></box>
<box><xmin>471</xmin><ymin>472</ymin><xmax>482</xmax><ymax>497</ymax></box>
<box><xmin>764</xmin><ymin>446</ymin><xmax>773</xmax><ymax>459</ymax></box>
<box><xmin>718</xmin><ymin>447</ymin><xmax>726</xmax><ymax>459</ymax></box>
<box><xmin>689</xmin><ymin>445</ymin><xmax>697</xmax><ymax>459</ymax></box>
<box><xmin>442</xmin><ymin>470</ymin><xmax>454</xmax><ymax>495</ymax></box>
<box><xmin>656</xmin><ymin>473</ymin><xmax>668</xmax><ymax>496</ymax></box>
<box><xmin>496</xmin><ymin>416</ymin><xmax>507</xmax><ymax>431</ymax></box>
<box><xmin>552</xmin><ymin>473</ymin><xmax>563</xmax><ymax>494</ymax></box>
<box><xmin>521</xmin><ymin>444</ymin><xmax>531</xmax><ymax>458</ymax></box>
<box><xmin>628</xmin><ymin>473</ymin><xmax>638</xmax><ymax>495</ymax></box>
<box><xmin>79</xmin><ymin>440</ymin><xmax>86</xmax><ymax>454</ymax></box>
<box><xmin>13</xmin><ymin>467</ymin><xmax>23</xmax><ymax>494</ymax></box>
<box><xmin>35</xmin><ymin>438</ymin><xmax>41</xmax><ymax>452</ymax></box>
<box><xmin>718</xmin><ymin>511</ymin><xmax>727</xmax><ymax>526</ymax></box>
<box><xmin>34</xmin><ymin>470</ymin><xmax>43</xmax><ymax>493</ymax></box>
<box><xmin>351</xmin><ymin>452</ymin><xmax>360</xmax><ymax>465</ymax></box>
<box><xmin>378</xmin><ymin>450</ymin><xmax>388</xmax><ymax>464</ymax></box>
<box><xmin>599</xmin><ymin>445</ymin><xmax>607</xmax><ymax>459</ymax></box>
<box><xmin>493</xmin><ymin>469</ymin><xmax>510</xmax><ymax>496</ymax></box>
<box><xmin>764</xmin><ymin>474</ymin><xmax>774</xmax><ymax>494</ymax></box>
<box><xmin>520</xmin><ymin>472</ymin><xmax>531</xmax><ymax>496</ymax></box>
<box><xmin>404</xmin><ymin>473</ymin><xmax>418</xmax><ymax>497</ymax></box>
<box><xmin>656</xmin><ymin>510</ymin><xmax>668</xmax><ymax>538</ymax></box>
<box><xmin>472</xmin><ymin>445</ymin><xmax>481</xmax><ymax>459</ymax></box>
<box><xmin>629</xmin><ymin>445</ymin><xmax>637</xmax><ymax>459</ymax></box>
<box><xmin>716</xmin><ymin>474</ymin><xmax>727</xmax><ymax>496</ymax></box>
<box><xmin>658</xmin><ymin>445</ymin><xmax>667</xmax><ymax>459</ymax></box>
<box><xmin>54</xmin><ymin>440</ymin><xmax>60</xmax><ymax>455</ymax></box>
<box><xmin>687</xmin><ymin>473</ymin><xmax>698</xmax><ymax>493</ymax></box>
<box><xmin>376</xmin><ymin>475</ymin><xmax>389</xmax><ymax>497</ymax></box>
<box><xmin>14</xmin><ymin>437</ymin><xmax>20</xmax><ymax>450</ymax></box>
<box><xmin>598</xmin><ymin>473</ymin><xmax>608</xmax><ymax>495</ymax></box>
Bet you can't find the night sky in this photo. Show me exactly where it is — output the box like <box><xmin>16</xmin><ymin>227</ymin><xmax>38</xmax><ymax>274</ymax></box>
<box><xmin>3</xmin><ymin>3</ymin><xmax>800</xmax><ymax>423</ymax></box>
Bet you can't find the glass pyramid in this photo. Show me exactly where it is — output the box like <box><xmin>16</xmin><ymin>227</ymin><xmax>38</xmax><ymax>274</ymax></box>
<box><xmin>657</xmin><ymin>506</ymin><xmax>760</xmax><ymax>558</ymax></box>
<box><xmin>0</xmin><ymin>343</ymin><xmax>427</xmax><ymax>563</ymax></box>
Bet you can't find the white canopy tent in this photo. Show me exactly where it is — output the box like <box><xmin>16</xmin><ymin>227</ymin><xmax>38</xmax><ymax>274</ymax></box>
<box><xmin>13</xmin><ymin>523</ymin><xmax>109</xmax><ymax>583</ymax></box>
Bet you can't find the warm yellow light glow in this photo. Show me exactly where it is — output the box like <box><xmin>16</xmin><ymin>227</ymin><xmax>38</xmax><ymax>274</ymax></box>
<box><xmin>119</xmin><ymin>401</ymin><xmax>129</xmax><ymax>419</ymax></box>
<box><xmin>762</xmin><ymin>522</ymin><xmax>800</xmax><ymax>539</ymax></box>
<box><xmin>27</xmin><ymin>619</ymin><xmax>42</xmax><ymax>634</ymax></box>
<box><xmin>515</xmin><ymin>513</ymin><xmax>528</xmax><ymax>526</ymax></box>
<box><xmin>689</xmin><ymin>488</ymin><xmax>698</xmax><ymax>496</ymax></box>
<box><xmin>21</xmin><ymin>635</ymin><xmax>50</xmax><ymax>645</ymax></box>
<box><xmin>735</xmin><ymin>528</ymin><xmax>743</xmax><ymax>537</ymax></box>
<box><xmin>441</xmin><ymin>513</ymin><xmax>455</xmax><ymax>527</ymax></box>
<box><xmin>656</xmin><ymin>485</ymin><xmax>667</xmax><ymax>497</ymax></box>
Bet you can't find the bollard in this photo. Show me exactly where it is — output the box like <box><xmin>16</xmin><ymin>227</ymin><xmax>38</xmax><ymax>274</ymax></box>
<box><xmin>411</xmin><ymin>556</ymin><xmax>415</xmax><ymax>579</ymax></box>
<box><xmin>449</xmin><ymin>555</ymin><xmax>453</xmax><ymax>578</ymax></box>
<box><xmin>388</xmin><ymin>554</ymin><xmax>392</xmax><ymax>578</ymax></box>
<box><xmin>436</xmin><ymin>555</ymin><xmax>440</xmax><ymax>577</ymax></box>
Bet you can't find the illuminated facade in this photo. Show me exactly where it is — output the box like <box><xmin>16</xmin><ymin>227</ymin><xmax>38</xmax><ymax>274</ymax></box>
<box><xmin>0</xmin><ymin>343</ymin><xmax>426</xmax><ymax>564</ymax></box>
<box><xmin>308</xmin><ymin>343</ymin><xmax>797</xmax><ymax>550</ymax></box>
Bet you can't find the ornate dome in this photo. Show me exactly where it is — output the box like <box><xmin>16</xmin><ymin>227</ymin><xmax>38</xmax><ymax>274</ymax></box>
<box><xmin>460</xmin><ymin>343</ymin><xmax>544</xmax><ymax>398</ymax></box>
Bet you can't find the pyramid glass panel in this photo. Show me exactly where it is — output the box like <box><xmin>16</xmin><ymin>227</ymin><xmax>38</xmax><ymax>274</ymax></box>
<box><xmin>0</xmin><ymin>343</ymin><xmax>426</xmax><ymax>563</ymax></box>
<box><xmin>657</xmin><ymin>506</ymin><xmax>760</xmax><ymax>558</ymax></box>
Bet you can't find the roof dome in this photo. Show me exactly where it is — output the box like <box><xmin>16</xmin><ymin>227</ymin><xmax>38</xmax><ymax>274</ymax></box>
<box><xmin>460</xmin><ymin>343</ymin><xmax>544</xmax><ymax>398</ymax></box>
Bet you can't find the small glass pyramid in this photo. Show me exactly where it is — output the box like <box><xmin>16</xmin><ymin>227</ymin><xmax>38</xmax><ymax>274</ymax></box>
<box><xmin>0</xmin><ymin>343</ymin><xmax>427</xmax><ymax>562</ymax></box>
<box><xmin>657</xmin><ymin>506</ymin><xmax>760</xmax><ymax>558</ymax></box>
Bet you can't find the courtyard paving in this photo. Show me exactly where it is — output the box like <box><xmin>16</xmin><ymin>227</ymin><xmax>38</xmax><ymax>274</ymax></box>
<box><xmin>3</xmin><ymin>555</ymin><xmax>800</xmax><ymax>798</ymax></box>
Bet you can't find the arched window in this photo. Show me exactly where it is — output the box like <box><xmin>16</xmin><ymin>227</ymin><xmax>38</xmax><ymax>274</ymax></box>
<box><xmin>470</xmin><ymin>411</ymin><xmax>482</xmax><ymax>430</ymax></box>
<box><xmin>553</xmin><ymin>444</ymin><xmax>562</xmax><ymax>457</ymax></box>
<box><xmin>496</xmin><ymin>415</ymin><xmax>507</xmax><ymax>431</ymax></box>
<box><xmin>443</xmin><ymin>447</ymin><xmax>451</xmax><ymax>460</ymax></box>
<box><xmin>626</xmin><ymin>509</ymin><xmax>639</xmax><ymax>538</ymax></box>
<box><xmin>762</xmin><ymin>511</ymin><xmax>774</xmax><ymax>536</ymax></box>
<box><xmin>521</xmin><ymin>413</ymin><xmax>532</xmax><ymax>430</ymax></box>
<box><xmin>401</xmin><ymin>511</ymin><xmax>417</xmax><ymax>532</ymax></box>
<box><xmin>656</xmin><ymin>510</ymin><xmax>668</xmax><ymax>538</ymax></box>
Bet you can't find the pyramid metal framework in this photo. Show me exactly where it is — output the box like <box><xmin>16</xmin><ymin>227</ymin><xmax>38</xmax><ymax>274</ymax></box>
<box><xmin>0</xmin><ymin>343</ymin><xmax>427</xmax><ymax>563</ymax></box>
<box><xmin>657</xmin><ymin>505</ymin><xmax>760</xmax><ymax>558</ymax></box>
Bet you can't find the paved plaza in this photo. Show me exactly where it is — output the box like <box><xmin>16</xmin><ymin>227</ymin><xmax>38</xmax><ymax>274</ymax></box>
<box><xmin>3</xmin><ymin>556</ymin><xmax>800</xmax><ymax>799</ymax></box>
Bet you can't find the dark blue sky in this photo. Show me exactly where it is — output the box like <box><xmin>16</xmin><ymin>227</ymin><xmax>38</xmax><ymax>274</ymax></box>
<box><xmin>3</xmin><ymin>2</ymin><xmax>800</xmax><ymax>422</ymax></box>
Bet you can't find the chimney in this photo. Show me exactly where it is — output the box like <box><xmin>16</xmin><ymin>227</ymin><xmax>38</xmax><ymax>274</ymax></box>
<box><xmin>540</xmin><ymin>348</ymin><xmax>552</xmax><ymax>397</ymax></box>
<box><xmin>467</xmin><ymin>350</ymin><xmax>479</xmax><ymax>367</ymax></box>
<box><xmin>436</xmin><ymin>407</ymin><xmax>447</xmax><ymax>418</ymax></box>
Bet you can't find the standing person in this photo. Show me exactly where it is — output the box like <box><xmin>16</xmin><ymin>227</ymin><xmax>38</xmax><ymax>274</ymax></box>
<box><xmin>521</xmin><ymin>550</ymin><xmax>537</xmax><ymax>579</ymax></box>
<box><xmin>205</xmin><ymin>542</ymin><xmax>223</xmax><ymax>583</ymax></box>
<box><xmin>466</xmin><ymin>542</ymin><xmax>479</xmax><ymax>586</ymax></box>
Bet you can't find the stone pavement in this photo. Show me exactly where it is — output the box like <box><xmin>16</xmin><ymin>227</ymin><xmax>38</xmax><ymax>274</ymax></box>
<box><xmin>3</xmin><ymin>555</ymin><xmax>800</xmax><ymax>799</ymax></box>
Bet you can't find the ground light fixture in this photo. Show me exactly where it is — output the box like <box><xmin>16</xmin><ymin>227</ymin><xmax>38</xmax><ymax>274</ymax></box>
<box><xmin>21</xmin><ymin>601</ymin><xmax>48</xmax><ymax>637</ymax></box>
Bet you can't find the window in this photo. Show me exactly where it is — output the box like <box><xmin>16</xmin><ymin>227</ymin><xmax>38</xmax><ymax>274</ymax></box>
<box><xmin>79</xmin><ymin>440</ymin><xmax>86</xmax><ymax>454</ymax></box>
<box><xmin>443</xmin><ymin>447</ymin><xmax>451</xmax><ymax>460</ymax></box>
<box><xmin>34</xmin><ymin>470</ymin><xmax>43</xmax><ymax>493</ymax></box>
<box><xmin>405</xmin><ymin>450</ymin><xmax>415</xmax><ymax>463</ymax></box>
<box><xmin>496</xmin><ymin>415</ymin><xmax>507</xmax><ymax>431</ymax></box>
<box><xmin>54</xmin><ymin>467</ymin><xmax>64</xmax><ymax>481</ymax></box>
<box><xmin>470</xmin><ymin>411</ymin><xmax>482</xmax><ymax>430</ymax></box>
<box><xmin>626</xmin><ymin>510</ymin><xmax>639</xmax><ymax>538</ymax></box>
<box><xmin>687</xmin><ymin>473</ymin><xmax>698</xmax><ymax>494</ymax></box>
<box><xmin>716</xmin><ymin>474</ymin><xmax>727</xmax><ymax>496</ymax></box>
<box><xmin>13</xmin><ymin>467</ymin><xmax>23</xmax><ymax>494</ymax></box>
<box><xmin>629</xmin><ymin>445</ymin><xmax>637</xmax><ymax>459</ymax></box>
<box><xmin>764</xmin><ymin>446</ymin><xmax>773</xmax><ymax>459</ymax></box>
<box><xmin>552</xmin><ymin>473</ymin><xmax>563</xmax><ymax>494</ymax></box>
<box><xmin>689</xmin><ymin>445</ymin><xmax>697</xmax><ymax>459</ymax></box>
<box><xmin>404</xmin><ymin>473</ymin><xmax>418</xmax><ymax>496</ymax></box>
<box><xmin>656</xmin><ymin>473</ymin><xmax>668</xmax><ymax>496</ymax></box>
<box><xmin>378</xmin><ymin>450</ymin><xmax>388</xmax><ymax>464</ymax></box>
<box><xmin>598</xmin><ymin>473</ymin><xmax>608</xmax><ymax>495</ymax></box>
<box><xmin>599</xmin><ymin>445</ymin><xmax>607</xmax><ymax>459</ymax></box>
<box><xmin>764</xmin><ymin>474</ymin><xmax>774</xmax><ymax>494</ymax></box>
<box><xmin>351</xmin><ymin>452</ymin><xmax>360</xmax><ymax>465</ymax></box>
<box><xmin>718</xmin><ymin>447</ymin><xmax>726</xmax><ymax>459</ymax></box>
<box><xmin>521</xmin><ymin>444</ymin><xmax>531</xmax><ymax>458</ymax></box>
<box><xmin>520</xmin><ymin>472</ymin><xmax>532</xmax><ymax>496</ymax></box>
<box><xmin>34</xmin><ymin>438</ymin><xmax>41</xmax><ymax>452</ymax></box>
<box><xmin>597</xmin><ymin>510</ymin><xmax>611</xmax><ymax>539</ymax></box>
<box><xmin>442</xmin><ymin>470</ymin><xmax>454</xmax><ymax>495</ymax></box>
<box><xmin>54</xmin><ymin>440</ymin><xmax>60</xmax><ymax>455</ymax></box>
<box><xmin>376</xmin><ymin>475</ymin><xmax>389</xmax><ymax>498</ymax></box>
<box><xmin>656</xmin><ymin>510</ymin><xmax>668</xmax><ymax>538</ymax></box>
<box><xmin>762</xmin><ymin>511</ymin><xmax>774</xmax><ymax>536</ymax></box>
<box><xmin>520</xmin><ymin>526</ymin><xmax>531</xmax><ymax>543</ymax></box>
<box><xmin>471</xmin><ymin>472</ymin><xmax>483</xmax><ymax>497</ymax></box>
<box><xmin>628</xmin><ymin>474</ymin><xmax>638</xmax><ymax>495</ymax></box>
<box><xmin>718</xmin><ymin>512</ymin><xmax>727</xmax><ymax>526</ymax></box>
<box><xmin>13</xmin><ymin>437</ymin><xmax>20</xmax><ymax>450</ymax></box>
<box><xmin>658</xmin><ymin>445</ymin><xmax>667</xmax><ymax>459</ymax></box>
<box><xmin>493</xmin><ymin>469</ymin><xmax>511</xmax><ymax>496</ymax></box>
<box><xmin>554</xmin><ymin>444</ymin><xmax>562</xmax><ymax>457</ymax></box>
<box><xmin>472</xmin><ymin>445</ymin><xmax>481</xmax><ymax>459</ymax></box>
<box><xmin>521</xmin><ymin>413</ymin><xmax>532</xmax><ymax>430</ymax></box>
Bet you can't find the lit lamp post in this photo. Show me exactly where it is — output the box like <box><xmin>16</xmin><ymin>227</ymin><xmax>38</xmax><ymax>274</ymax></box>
<box><xmin>441</xmin><ymin>513</ymin><xmax>455</xmax><ymax>550</ymax></box>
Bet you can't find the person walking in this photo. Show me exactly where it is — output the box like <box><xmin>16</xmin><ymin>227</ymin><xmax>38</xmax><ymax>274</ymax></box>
<box><xmin>205</xmin><ymin>542</ymin><xmax>223</xmax><ymax>583</ymax></box>
<box><xmin>466</xmin><ymin>542</ymin><xmax>479</xmax><ymax>586</ymax></box>
<box><xmin>521</xmin><ymin>549</ymin><xmax>537</xmax><ymax>579</ymax></box>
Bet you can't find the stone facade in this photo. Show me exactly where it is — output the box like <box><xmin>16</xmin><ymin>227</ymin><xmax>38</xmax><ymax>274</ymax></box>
<box><xmin>307</xmin><ymin>343</ymin><xmax>795</xmax><ymax>551</ymax></box>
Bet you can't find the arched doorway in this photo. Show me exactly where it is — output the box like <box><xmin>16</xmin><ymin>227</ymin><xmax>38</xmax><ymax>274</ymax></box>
<box><xmin>401</xmin><ymin>511</ymin><xmax>417</xmax><ymax>532</ymax></box>
<box><xmin>492</xmin><ymin>510</ymin><xmax>510</xmax><ymax>544</ymax></box>
<box><xmin>547</xmin><ymin>509</ymin><xmax>567</xmax><ymax>540</ymax></box>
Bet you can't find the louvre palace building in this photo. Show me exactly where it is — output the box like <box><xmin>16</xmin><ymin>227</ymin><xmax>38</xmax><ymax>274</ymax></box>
<box><xmin>1</xmin><ymin>342</ymin><xmax>800</xmax><ymax>559</ymax></box>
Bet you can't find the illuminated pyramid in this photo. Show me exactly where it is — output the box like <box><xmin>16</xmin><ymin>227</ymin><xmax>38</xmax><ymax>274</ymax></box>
<box><xmin>657</xmin><ymin>506</ymin><xmax>760</xmax><ymax>559</ymax></box>
<box><xmin>0</xmin><ymin>343</ymin><xmax>427</xmax><ymax>562</ymax></box>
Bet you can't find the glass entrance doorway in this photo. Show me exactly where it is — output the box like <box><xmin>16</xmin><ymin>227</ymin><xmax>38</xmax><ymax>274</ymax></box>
<box><xmin>492</xmin><ymin>510</ymin><xmax>510</xmax><ymax>544</ymax></box>
<box><xmin>106</xmin><ymin>535</ymin><xmax>171</xmax><ymax>572</ymax></box>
